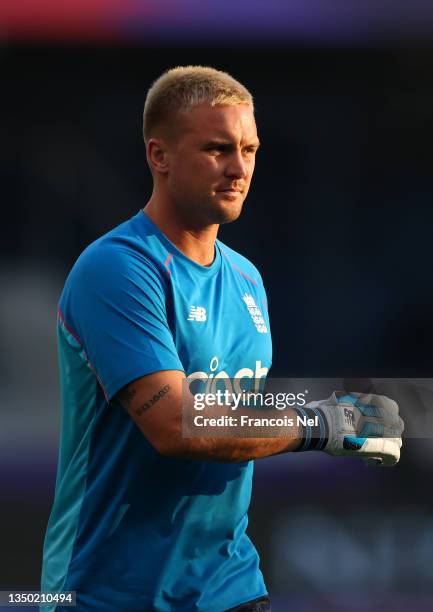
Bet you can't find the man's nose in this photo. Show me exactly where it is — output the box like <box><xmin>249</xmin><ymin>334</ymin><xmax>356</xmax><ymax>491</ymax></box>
<box><xmin>225</xmin><ymin>151</ymin><xmax>248</xmax><ymax>179</ymax></box>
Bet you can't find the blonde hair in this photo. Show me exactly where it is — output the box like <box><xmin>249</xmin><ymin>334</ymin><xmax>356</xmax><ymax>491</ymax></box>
<box><xmin>143</xmin><ymin>65</ymin><xmax>254</xmax><ymax>143</ymax></box>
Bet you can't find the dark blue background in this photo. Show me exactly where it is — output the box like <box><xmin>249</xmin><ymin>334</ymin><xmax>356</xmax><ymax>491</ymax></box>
<box><xmin>1</xmin><ymin>42</ymin><xmax>433</xmax><ymax>610</ymax></box>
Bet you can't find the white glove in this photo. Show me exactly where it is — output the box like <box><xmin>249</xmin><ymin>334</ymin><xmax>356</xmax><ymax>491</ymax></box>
<box><xmin>304</xmin><ymin>391</ymin><xmax>404</xmax><ymax>466</ymax></box>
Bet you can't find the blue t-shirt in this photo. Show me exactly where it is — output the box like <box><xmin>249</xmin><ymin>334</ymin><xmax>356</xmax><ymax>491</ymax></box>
<box><xmin>41</xmin><ymin>210</ymin><xmax>272</xmax><ymax>611</ymax></box>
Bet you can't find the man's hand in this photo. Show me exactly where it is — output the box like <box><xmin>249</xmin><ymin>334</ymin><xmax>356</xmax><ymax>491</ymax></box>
<box><xmin>306</xmin><ymin>392</ymin><xmax>404</xmax><ymax>466</ymax></box>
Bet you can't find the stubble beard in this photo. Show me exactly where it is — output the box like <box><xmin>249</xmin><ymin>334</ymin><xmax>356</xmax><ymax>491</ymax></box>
<box><xmin>176</xmin><ymin>193</ymin><xmax>245</xmax><ymax>228</ymax></box>
<box><xmin>213</xmin><ymin>204</ymin><xmax>243</xmax><ymax>225</ymax></box>
<box><xmin>207</xmin><ymin>189</ymin><xmax>247</xmax><ymax>224</ymax></box>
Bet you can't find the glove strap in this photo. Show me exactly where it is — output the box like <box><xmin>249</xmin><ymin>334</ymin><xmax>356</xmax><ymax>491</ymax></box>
<box><xmin>293</xmin><ymin>406</ymin><xmax>329</xmax><ymax>452</ymax></box>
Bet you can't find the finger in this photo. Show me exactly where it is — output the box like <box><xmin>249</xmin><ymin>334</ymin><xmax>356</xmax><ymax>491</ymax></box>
<box><xmin>353</xmin><ymin>393</ymin><xmax>400</xmax><ymax>418</ymax></box>
<box><xmin>362</xmin><ymin>438</ymin><xmax>401</xmax><ymax>466</ymax></box>
<box><xmin>382</xmin><ymin>414</ymin><xmax>404</xmax><ymax>438</ymax></box>
<box><xmin>383</xmin><ymin>419</ymin><xmax>404</xmax><ymax>439</ymax></box>
<box><xmin>398</xmin><ymin>415</ymin><xmax>405</xmax><ymax>435</ymax></box>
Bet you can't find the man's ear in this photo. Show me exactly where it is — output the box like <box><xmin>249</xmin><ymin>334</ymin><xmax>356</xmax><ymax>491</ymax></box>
<box><xmin>146</xmin><ymin>138</ymin><xmax>170</xmax><ymax>174</ymax></box>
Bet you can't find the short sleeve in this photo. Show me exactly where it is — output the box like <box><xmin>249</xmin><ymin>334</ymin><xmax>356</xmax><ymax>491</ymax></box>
<box><xmin>59</xmin><ymin>240</ymin><xmax>184</xmax><ymax>400</ymax></box>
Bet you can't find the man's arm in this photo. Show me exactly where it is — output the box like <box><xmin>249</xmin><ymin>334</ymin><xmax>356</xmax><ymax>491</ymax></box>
<box><xmin>115</xmin><ymin>371</ymin><xmax>404</xmax><ymax>466</ymax></box>
<box><xmin>114</xmin><ymin>369</ymin><xmax>303</xmax><ymax>462</ymax></box>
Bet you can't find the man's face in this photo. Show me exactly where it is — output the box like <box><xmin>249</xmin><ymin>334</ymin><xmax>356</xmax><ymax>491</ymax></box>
<box><xmin>164</xmin><ymin>103</ymin><xmax>259</xmax><ymax>227</ymax></box>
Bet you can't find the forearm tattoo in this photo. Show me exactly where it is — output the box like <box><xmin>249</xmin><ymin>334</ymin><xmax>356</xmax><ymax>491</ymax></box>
<box><xmin>135</xmin><ymin>384</ymin><xmax>171</xmax><ymax>416</ymax></box>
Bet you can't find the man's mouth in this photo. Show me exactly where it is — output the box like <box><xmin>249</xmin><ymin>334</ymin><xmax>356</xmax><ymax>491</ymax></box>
<box><xmin>217</xmin><ymin>187</ymin><xmax>243</xmax><ymax>194</ymax></box>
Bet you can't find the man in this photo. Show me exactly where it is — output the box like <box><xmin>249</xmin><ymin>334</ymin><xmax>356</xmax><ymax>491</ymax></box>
<box><xmin>41</xmin><ymin>66</ymin><xmax>403</xmax><ymax>611</ymax></box>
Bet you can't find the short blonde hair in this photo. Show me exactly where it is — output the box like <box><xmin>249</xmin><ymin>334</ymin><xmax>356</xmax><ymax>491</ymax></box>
<box><xmin>143</xmin><ymin>65</ymin><xmax>254</xmax><ymax>144</ymax></box>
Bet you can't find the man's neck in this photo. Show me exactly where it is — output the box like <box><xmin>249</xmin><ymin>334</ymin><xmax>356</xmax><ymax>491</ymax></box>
<box><xmin>143</xmin><ymin>197</ymin><xmax>218</xmax><ymax>267</ymax></box>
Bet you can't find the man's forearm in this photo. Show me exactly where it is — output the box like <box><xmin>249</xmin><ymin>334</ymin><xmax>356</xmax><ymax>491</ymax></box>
<box><xmin>168</xmin><ymin>405</ymin><xmax>304</xmax><ymax>462</ymax></box>
<box><xmin>166</xmin><ymin>430</ymin><xmax>302</xmax><ymax>462</ymax></box>
<box><xmin>116</xmin><ymin>376</ymin><xmax>304</xmax><ymax>462</ymax></box>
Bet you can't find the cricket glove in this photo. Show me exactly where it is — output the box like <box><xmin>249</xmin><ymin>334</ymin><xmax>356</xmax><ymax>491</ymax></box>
<box><xmin>297</xmin><ymin>391</ymin><xmax>404</xmax><ymax>466</ymax></box>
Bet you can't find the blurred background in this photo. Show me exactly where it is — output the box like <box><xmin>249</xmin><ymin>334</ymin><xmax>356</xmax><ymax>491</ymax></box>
<box><xmin>1</xmin><ymin>0</ymin><xmax>433</xmax><ymax>610</ymax></box>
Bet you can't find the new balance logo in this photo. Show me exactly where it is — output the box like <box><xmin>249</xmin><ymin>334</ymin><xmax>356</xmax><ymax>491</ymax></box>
<box><xmin>188</xmin><ymin>306</ymin><xmax>207</xmax><ymax>322</ymax></box>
